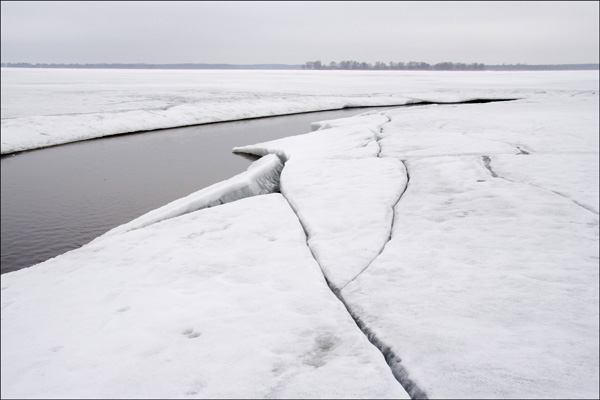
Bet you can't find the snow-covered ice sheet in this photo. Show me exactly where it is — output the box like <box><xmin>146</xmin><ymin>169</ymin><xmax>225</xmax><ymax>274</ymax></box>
<box><xmin>489</xmin><ymin>153</ymin><xmax>599</xmax><ymax>214</ymax></box>
<box><xmin>310</xmin><ymin>112</ymin><xmax>391</xmax><ymax>132</ymax></box>
<box><xmin>1</xmin><ymin>194</ymin><xmax>408</xmax><ymax>399</ymax></box>
<box><xmin>235</xmin><ymin>113</ymin><xmax>408</xmax><ymax>290</ymax></box>
<box><xmin>2</xmin><ymin>70</ymin><xmax>598</xmax><ymax>398</ymax></box>
<box><xmin>233</xmin><ymin>115</ymin><xmax>385</xmax><ymax>161</ymax></box>
<box><xmin>231</xmin><ymin>84</ymin><xmax>598</xmax><ymax>397</ymax></box>
<box><xmin>281</xmin><ymin>158</ymin><xmax>407</xmax><ymax>290</ymax></box>
<box><xmin>322</xmin><ymin>89</ymin><xmax>599</xmax><ymax>398</ymax></box>
<box><xmin>93</xmin><ymin>154</ymin><xmax>283</xmax><ymax>242</ymax></box>
<box><xmin>235</xmin><ymin>85</ymin><xmax>600</xmax><ymax>397</ymax></box>
<box><xmin>341</xmin><ymin>156</ymin><xmax>599</xmax><ymax>398</ymax></box>
<box><xmin>379</xmin><ymin>93</ymin><xmax>599</xmax><ymax>158</ymax></box>
<box><xmin>3</xmin><ymin>69</ymin><xmax>597</xmax><ymax>154</ymax></box>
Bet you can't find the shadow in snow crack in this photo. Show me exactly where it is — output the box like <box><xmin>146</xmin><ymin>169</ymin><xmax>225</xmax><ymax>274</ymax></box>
<box><xmin>275</xmin><ymin>113</ymin><xmax>426</xmax><ymax>398</ymax></box>
<box><xmin>483</xmin><ymin>155</ymin><xmax>598</xmax><ymax>216</ymax></box>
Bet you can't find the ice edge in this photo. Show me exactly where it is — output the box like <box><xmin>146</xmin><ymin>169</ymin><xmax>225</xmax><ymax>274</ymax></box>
<box><xmin>92</xmin><ymin>154</ymin><xmax>284</xmax><ymax>243</ymax></box>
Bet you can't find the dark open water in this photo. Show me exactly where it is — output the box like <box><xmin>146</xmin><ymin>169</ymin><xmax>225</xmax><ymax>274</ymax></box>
<box><xmin>1</xmin><ymin>107</ymin><xmax>398</xmax><ymax>274</ymax></box>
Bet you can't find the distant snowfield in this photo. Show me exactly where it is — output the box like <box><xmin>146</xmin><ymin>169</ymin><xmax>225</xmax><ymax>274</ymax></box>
<box><xmin>1</xmin><ymin>68</ymin><xmax>597</xmax><ymax>154</ymax></box>
<box><xmin>1</xmin><ymin>70</ymin><xmax>599</xmax><ymax>398</ymax></box>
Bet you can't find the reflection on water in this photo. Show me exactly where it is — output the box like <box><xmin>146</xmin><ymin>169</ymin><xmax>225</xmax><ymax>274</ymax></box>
<box><xmin>1</xmin><ymin>107</ymin><xmax>399</xmax><ymax>274</ymax></box>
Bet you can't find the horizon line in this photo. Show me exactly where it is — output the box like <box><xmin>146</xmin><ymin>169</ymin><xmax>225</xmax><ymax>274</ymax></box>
<box><xmin>2</xmin><ymin>62</ymin><xmax>599</xmax><ymax>66</ymax></box>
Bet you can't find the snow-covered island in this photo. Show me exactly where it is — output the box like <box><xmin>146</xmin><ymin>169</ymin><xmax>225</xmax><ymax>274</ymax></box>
<box><xmin>1</xmin><ymin>70</ymin><xmax>599</xmax><ymax>398</ymax></box>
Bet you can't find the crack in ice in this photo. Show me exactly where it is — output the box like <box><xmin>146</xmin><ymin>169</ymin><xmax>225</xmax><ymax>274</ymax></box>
<box><xmin>280</xmin><ymin>180</ymin><xmax>427</xmax><ymax>399</ymax></box>
<box><xmin>482</xmin><ymin>155</ymin><xmax>500</xmax><ymax>178</ymax></box>
<box><xmin>333</xmin><ymin>291</ymin><xmax>429</xmax><ymax>400</ymax></box>
<box><xmin>271</xmin><ymin>114</ymin><xmax>426</xmax><ymax>399</ymax></box>
<box><xmin>541</xmin><ymin>188</ymin><xmax>600</xmax><ymax>215</ymax></box>
<box><xmin>340</xmin><ymin>116</ymin><xmax>407</xmax><ymax>290</ymax></box>
<box><xmin>483</xmin><ymin>155</ymin><xmax>598</xmax><ymax>215</ymax></box>
<box><xmin>339</xmin><ymin>159</ymin><xmax>410</xmax><ymax>292</ymax></box>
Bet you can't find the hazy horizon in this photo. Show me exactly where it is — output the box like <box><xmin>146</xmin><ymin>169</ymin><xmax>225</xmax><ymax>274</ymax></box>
<box><xmin>2</xmin><ymin>61</ymin><xmax>599</xmax><ymax>67</ymax></box>
<box><xmin>1</xmin><ymin>1</ymin><xmax>598</xmax><ymax>65</ymax></box>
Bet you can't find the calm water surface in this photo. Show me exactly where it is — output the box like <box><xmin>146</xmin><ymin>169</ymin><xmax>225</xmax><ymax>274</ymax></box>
<box><xmin>1</xmin><ymin>107</ymin><xmax>397</xmax><ymax>274</ymax></box>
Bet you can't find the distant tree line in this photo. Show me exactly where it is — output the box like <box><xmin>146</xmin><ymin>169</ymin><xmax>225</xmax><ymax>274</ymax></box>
<box><xmin>1</xmin><ymin>62</ymin><xmax>598</xmax><ymax>71</ymax></box>
<box><xmin>301</xmin><ymin>61</ymin><xmax>600</xmax><ymax>71</ymax></box>
<box><xmin>302</xmin><ymin>60</ymin><xmax>485</xmax><ymax>70</ymax></box>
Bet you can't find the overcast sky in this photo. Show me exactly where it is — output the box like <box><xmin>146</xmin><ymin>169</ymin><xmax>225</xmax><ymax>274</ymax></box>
<box><xmin>1</xmin><ymin>1</ymin><xmax>598</xmax><ymax>65</ymax></box>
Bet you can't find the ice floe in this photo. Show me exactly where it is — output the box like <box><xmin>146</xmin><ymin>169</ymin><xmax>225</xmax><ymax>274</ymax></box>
<box><xmin>341</xmin><ymin>155</ymin><xmax>599</xmax><ymax>398</ymax></box>
<box><xmin>281</xmin><ymin>158</ymin><xmax>407</xmax><ymax>290</ymax></box>
<box><xmin>0</xmin><ymin>194</ymin><xmax>408</xmax><ymax>399</ymax></box>
<box><xmin>234</xmin><ymin>113</ymin><xmax>408</xmax><ymax>290</ymax></box>
<box><xmin>336</xmin><ymin>90</ymin><xmax>599</xmax><ymax>398</ymax></box>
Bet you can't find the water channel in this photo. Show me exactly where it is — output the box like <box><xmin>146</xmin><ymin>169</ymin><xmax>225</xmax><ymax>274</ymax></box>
<box><xmin>1</xmin><ymin>107</ymin><xmax>399</xmax><ymax>274</ymax></box>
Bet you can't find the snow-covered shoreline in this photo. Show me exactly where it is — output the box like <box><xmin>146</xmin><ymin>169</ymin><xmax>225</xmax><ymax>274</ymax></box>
<box><xmin>1</xmin><ymin>70</ymin><xmax>598</xmax><ymax>398</ymax></box>
<box><xmin>3</xmin><ymin>69</ymin><xmax>597</xmax><ymax>155</ymax></box>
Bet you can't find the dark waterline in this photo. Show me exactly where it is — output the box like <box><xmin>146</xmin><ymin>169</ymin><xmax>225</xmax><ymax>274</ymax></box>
<box><xmin>1</xmin><ymin>106</ymin><xmax>400</xmax><ymax>274</ymax></box>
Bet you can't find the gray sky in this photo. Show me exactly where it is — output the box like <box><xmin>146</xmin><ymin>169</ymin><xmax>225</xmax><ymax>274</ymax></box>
<box><xmin>1</xmin><ymin>1</ymin><xmax>598</xmax><ymax>65</ymax></box>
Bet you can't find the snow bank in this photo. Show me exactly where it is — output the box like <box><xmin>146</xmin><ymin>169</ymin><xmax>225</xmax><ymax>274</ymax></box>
<box><xmin>93</xmin><ymin>154</ymin><xmax>283</xmax><ymax>242</ymax></box>
<box><xmin>1</xmin><ymin>194</ymin><xmax>408</xmax><ymax>399</ymax></box>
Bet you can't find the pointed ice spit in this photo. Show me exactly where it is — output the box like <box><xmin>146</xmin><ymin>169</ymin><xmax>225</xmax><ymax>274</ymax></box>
<box><xmin>93</xmin><ymin>154</ymin><xmax>283</xmax><ymax>242</ymax></box>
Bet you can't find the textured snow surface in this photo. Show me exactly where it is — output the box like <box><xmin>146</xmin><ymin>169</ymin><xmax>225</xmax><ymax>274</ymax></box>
<box><xmin>0</xmin><ymin>194</ymin><xmax>408</xmax><ymax>399</ymax></box>
<box><xmin>93</xmin><ymin>154</ymin><xmax>284</xmax><ymax>242</ymax></box>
